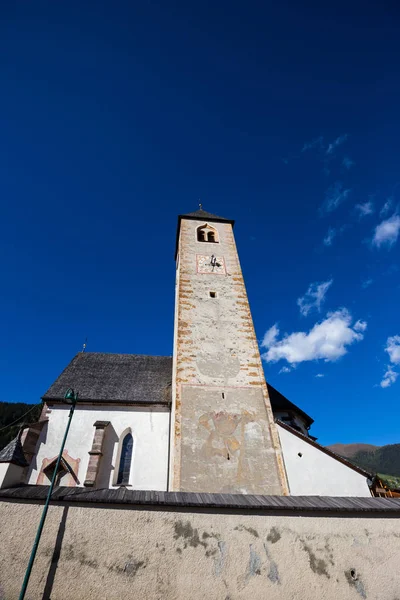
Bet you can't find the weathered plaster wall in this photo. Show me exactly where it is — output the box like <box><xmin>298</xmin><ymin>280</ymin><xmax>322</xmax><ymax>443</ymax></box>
<box><xmin>28</xmin><ymin>405</ymin><xmax>169</xmax><ymax>490</ymax></box>
<box><xmin>171</xmin><ymin>218</ymin><xmax>287</xmax><ymax>494</ymax></box>
<box><xmin>1</xmin><ymin>500</ymin><xmax>400</xmax><ymax>599</ymax></box>
<box><xmin>277</xmin><ymin>424</ymin><xmax>371</xmax><ymax>497</ymax></box>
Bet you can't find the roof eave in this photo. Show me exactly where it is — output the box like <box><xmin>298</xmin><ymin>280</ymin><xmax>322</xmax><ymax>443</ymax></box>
<box><xmin>42</xmin><ymin>397</ymin><xmax>170</xmax><ymax>407</ymax></box>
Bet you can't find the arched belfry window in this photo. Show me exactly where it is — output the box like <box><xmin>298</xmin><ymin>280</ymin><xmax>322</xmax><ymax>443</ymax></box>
<box><xmin>116</xmin><ymin>432</ymin><xmax>133</xmax><ymax>485</ymax></box>
<box><xmin>197</xmin><ymin>223</ymin><xmax>219</xmax><ymax>243</ymax></box>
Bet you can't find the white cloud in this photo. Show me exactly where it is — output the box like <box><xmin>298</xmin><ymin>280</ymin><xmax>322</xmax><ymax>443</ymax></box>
<box><xmin>315</xmin><ymin>373</ymin><xmax>325</xmax><ymax>378</ymax></box>
<box><xmin>261</xmin><ymin>309</ymin><xmax>366</xmax><ymax>366</ymax></box>
<box><xmin>355</xmin><ymin>201</ymin><xmax>374</xmax><ymax>218</ymax></box>
<box><xmin>380</xmin><ymin>365</ymin><xmax>398</xmax><ymax>388</ymax></box>
<box><xmin>361</xmin><ymin>278</ymin><xmax>373</xmax><ymax>289</ymax></box>
<box><xmin>261</xmin><ymin>323</ymin><xmax>279</xmax><ymax>348</ymax></box>
<box><xmin>323</xmin><ymin>228</ymin><xmax>336</xmax><ymax>246</ymax></box>
<box><xmin>323</xmin><ymin>224</ymin><xmax>348</xmax><ymax>246</ymax></box>
<box><xmin>380</xmin><ymin>197</ymin><xmax>393</xmax><ymax>217</ymax></box>
<box><xmin>342</xmin><ymin>156</ymin><xmax>354</xmax><ymax>170</ymax></box>
<box><xmin>372</xmin><ymin>214</ymin><xmax>400</xmax><ymax>248</ymax></box>
<box><xmin>379</xmin><ymin>335</ymin><xmax>400</xmax><ymax>388</ymax></box>
<box><xmin>297</xmin><ymin>279</ymin><xmax>333</xmax><ymax>317</ymax></box>
<box><xmin>326</xmin><ymin>134</ymin><xmax>348</xmax><ymax>155</ymax></box>
<box><xmin>279</xmin><ymin>366</ymin><xmax>291</xmax><ymax>374</ymax></box>
<box><xmin>321</xmin><ymin>182</ymin><xmax>351</xmax><ymax>214</ymax></box>
<box><xmin>386</xmin><ymin>335</ymin><xmax>400</xmax><ymax>364</ymax></box>
<box><xmin>354</xmin><ymin>320</ymin><xmax>367</xmax><ymax>333</ymax></box>
<box><xmin>302</xmin><ymin>136</ymin><xmax>324</xmax><ymax>152</ymax></box>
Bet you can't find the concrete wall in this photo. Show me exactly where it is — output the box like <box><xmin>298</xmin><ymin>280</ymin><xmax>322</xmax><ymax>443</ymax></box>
<box><xmin>0</xmin><ymin>500</ymin><xmax>400</xmax><ymax>599</ymax></box>
<box><xmin>171</xmin><ymin>217</ymin><xmax>287</xmax><ymax>494</ymax></box>
<box><xmin>277</xmin><ymin>424</ymin><xmax>371</xmax><ymax>497</ymax></box>
<box><xmin>28</xmin><ymin>404</ymin><xmax>170</xmax><ymax>490</ymax></box>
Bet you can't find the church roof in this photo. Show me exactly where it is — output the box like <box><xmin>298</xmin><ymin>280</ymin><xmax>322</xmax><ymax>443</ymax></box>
<box><xmin>43</xmin><ymin>352</ymin><xmax>172</xmax><ymax>405</ymax></box>
<box><xmin>0</xmin><ymin>435</ymin><xmax>28</xmax><ymax>467</ymax></box>
<box><xmin>181</xmin><ymin>208</ymin><xmax>234</xmax><ymax>224</ymax></box>
<box><xmin>42</xmin><ymin>353</ymin><xmax>313</xmax><ymax>427</ymax></box>
<box><xmin>175</xmin><ymin>208</ymin><xmax>235</xmax><ymax>258</ymax></box>
<box><xmin>266</xmin><ymin>383</ymin><xmax>314</xmax><ymax>428</ymax></box>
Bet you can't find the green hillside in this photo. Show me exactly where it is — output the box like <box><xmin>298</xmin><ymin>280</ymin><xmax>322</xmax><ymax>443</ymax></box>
<box><xmin>0</xmin><ymin>401</ymin><xmax>42</xmax><ymax>451</ymax></box>
<box><xmin>349</xmin><ymin>445</ymin><xmax>400</xmax><ymax>477</ymax></box>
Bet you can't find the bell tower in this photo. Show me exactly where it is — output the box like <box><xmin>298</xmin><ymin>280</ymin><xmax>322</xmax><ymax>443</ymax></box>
<box><xmin>170</xmin><ymin>208</ymin><xmax>288</xmax><ymax>495</ymax></box>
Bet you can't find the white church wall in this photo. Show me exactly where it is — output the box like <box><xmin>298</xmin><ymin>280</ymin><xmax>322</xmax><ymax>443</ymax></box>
<box><xmin>28</xmin><ymin>404</ymin><xmax>170</xmax><ymax>490</ymax></box>
<box><xmin>277</xmin><ymin>424</ymin><xmax>371</xmax><ymax>497</ymax></box>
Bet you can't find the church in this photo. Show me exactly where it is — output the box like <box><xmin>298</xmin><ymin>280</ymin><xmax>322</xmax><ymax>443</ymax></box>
<box><xmin>1</xmin><ymin>209</ymin><xmax>400</xmax><ymax>600</ymax></box>
<box><xmin>0</xmin><ymin>209</ymin><xmax>371</xmax><ymax>497</ymax></box>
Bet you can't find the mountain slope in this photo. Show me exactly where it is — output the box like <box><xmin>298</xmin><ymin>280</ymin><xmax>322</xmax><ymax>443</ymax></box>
<box><xmin>328</xmin><ymin>443</ymin><xmax>379</xmax><ymax>458</ymax></box>
<box><xmin>327</xmin><ymin>443</ymin><xmax>400</xmax><ymax>477</ymax></box>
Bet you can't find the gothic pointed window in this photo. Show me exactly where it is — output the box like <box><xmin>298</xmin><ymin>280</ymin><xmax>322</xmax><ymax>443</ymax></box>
<box><xmin>116</xmin><ymin>432</ymin><xmax>133</xmax><ymax>485</ymax></box>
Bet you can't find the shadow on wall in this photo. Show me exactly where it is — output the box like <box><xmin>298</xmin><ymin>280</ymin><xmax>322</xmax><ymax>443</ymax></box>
<box><xmin>97</xmin><ymin>424</ymin><xmax>119</xmax><ymax>488</ymax></box>
<box><xmin>26</xmin><ymin>421</ymin><xmax>49</xmax><ymax>480</ymax></box>
<box><xmin>42</xmin><ymin>505</ymin><xmax>69</xmax><ymax>600</ymax></box>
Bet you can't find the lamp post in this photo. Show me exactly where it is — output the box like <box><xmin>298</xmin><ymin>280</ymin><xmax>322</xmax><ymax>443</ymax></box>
<box><xmin>18</xmin><ymin>388</ymin><xmax>78</xmax><ymax>600</ymax></box>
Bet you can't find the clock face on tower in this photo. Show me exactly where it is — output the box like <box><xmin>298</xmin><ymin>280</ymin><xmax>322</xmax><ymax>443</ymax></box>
<box><xmin>197</xmin><ymin>254</ymin><xmax>226</xmax><ymax>274</ymax></box>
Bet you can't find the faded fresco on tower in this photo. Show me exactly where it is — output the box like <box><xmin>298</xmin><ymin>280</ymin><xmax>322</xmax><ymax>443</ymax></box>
<box><xmin>180</xmin><ymin>386</ymin><xmax>282</xmax><ymax>494</ymax></box>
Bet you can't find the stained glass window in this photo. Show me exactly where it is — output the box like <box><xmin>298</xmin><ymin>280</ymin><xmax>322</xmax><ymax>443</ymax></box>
<box><xmin>117</xmin><ymin>433</ymin><xmax>133</xmax><ymax>485</ymax></box>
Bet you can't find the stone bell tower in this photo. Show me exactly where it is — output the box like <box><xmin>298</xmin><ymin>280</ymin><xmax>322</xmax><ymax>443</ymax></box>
<box><xmin>170</xmin><ymin>208</ymin><xmax>288</xmax><ymax>495</ymax></box>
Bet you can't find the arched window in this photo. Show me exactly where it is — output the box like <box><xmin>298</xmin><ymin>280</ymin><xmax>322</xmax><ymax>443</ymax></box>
<box><xmin>116</xmin><ymin>432</ymin><xmax>133</xmax><ymax>485</ymax></box>
<box><xmin>207</xmin><ymin>231</ymin><xmax>216</xmax><ymax>243</ymax></box>
<box><xmin>197</xmin><ymin>223</ymin><xmax>219</xmax><ymax>243</ymax></box>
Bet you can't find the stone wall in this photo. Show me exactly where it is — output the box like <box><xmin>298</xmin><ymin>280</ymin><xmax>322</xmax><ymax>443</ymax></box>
<box><xmin>171</xmin><ymin>217</ymin><xmax>287</xmax><ymax>494</ymax></box>
<box><xmin>1</xmin><ymin>498</ymin><xmax>400</xmax><ymax>600</ymax></box>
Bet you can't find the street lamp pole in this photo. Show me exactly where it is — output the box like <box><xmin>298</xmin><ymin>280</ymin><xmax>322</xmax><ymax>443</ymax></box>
<box><xmin>18</xmin><ymin>388</ymin><xmax>78</xmax><ymax>600</ymax></box>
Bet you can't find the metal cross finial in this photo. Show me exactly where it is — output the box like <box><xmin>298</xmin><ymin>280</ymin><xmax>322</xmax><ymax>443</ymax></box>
<box><xmin>199</xmin><ymin>201</ymin><xmax>202</xmax><ymax>210</ymax></box>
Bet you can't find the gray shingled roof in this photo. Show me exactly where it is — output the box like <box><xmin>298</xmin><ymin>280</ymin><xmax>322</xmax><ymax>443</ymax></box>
<box><xmin>181</xmin><ymin>208</ymin><xmax>234</xmax><ymax>223</ymax></box>
<box><xmin>42</xmin><ymin>353</ymin><xmax>312</xmax><ymax>424</ymax></box>
<box><xmin>43</xmin><ymin>353</ymin><xmax>172</xmax><ymax>405</ymax></box>
<box><xmin>0</xmin><ymin>435</ymin><xmax>28</xmax><ymax>467</ymax></box>
<box><xmin>1</xmin><ymin>486</ymin><xmax>400</xmax><ymax>513</ymax></box>
<box><xmin>267</xmin><ymin>383</ymin><xmax>313</xmax><ymax>427</ymax></box>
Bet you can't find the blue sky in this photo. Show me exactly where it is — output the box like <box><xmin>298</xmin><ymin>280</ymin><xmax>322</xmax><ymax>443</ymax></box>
<box><xmin>1</xmin><ymin>1</ymin><xmax>399</xmax><ymax>446</ymax></box>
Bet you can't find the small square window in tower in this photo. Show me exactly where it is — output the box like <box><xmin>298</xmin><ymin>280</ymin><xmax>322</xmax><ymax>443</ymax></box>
<box><xmin>209</xmin><ymin>291</ymin><xmax>217</xmax><ymax>298</ymax></box>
